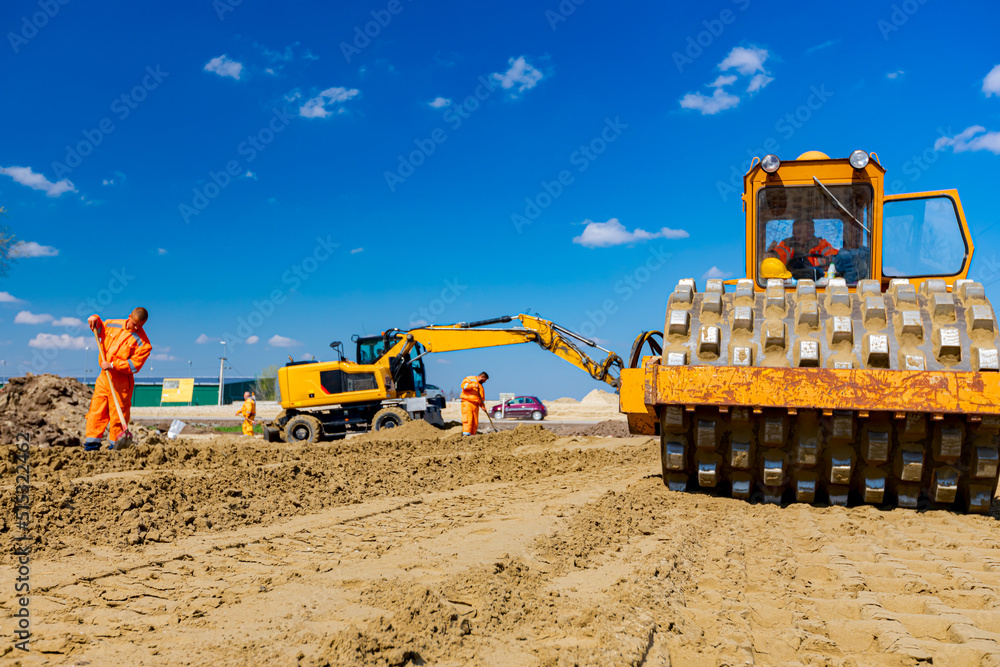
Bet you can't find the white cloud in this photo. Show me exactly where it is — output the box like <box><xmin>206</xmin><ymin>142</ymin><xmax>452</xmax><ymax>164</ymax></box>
<box><xmin>719</xmin><ymin>46</ymin><xmax>769</xmax><ymax>77</ymax></box>
<box><xmin>572</xmin><ymin>218</ymin><xmax>689</xmax><ymax>248</ymax></box>
<box><xmin>708</xmin><ymin>75</ymin><xmax>738</xmax><ymax>88</ymax></box>
<box><xmin>196</xmin><ymin>333</ymin><xmax>220</xmax><ymax>344</ymax></box>
<box><xmin>269</xmin><ymin>334</ymin><xmax>301</xmax><ymax>347</ymax></box>
<box><xmin>15</xmin><ymin>311</ymin><xmax>53</xmax><ymax>325</ymax></box>
<box><xmin>350</xmin><ymin>247</ymin><xmax>364</xmax><ymax>254</ymax></box>
<box><xmin>9</xmin><ymin>241</ymin><xmax>58</xmax><ymax>258</ymax></box>
<box><xmin>428</xmin><ymin>97</ymin><xmax>452</xmax><ymax>108</ymax></box>
<box><xmin>157</xmin><ymin>248</ymin><xmax>167</xmax><ymax>255</ymax></box>
<box><xmin>746</xmin><ymin>73</ymin><xmax>774</xmax><ymax>93</ymax></box>
<box><xmin>680</xmin><ymin>46</ymin><xmax>773</xmax><ymax>115</ymax></box>
<box><xmin>204</xmin><ymin>55</ymin><xmax>244</xmax><ymax>80</ymax></box>
<box><xmin>244</xmin><ymin>170</ymin><xmax>256</xmax><ymax>180</ymax></box>
<box><xmin>245</xmin><ymin>335</ymin><xmax>259</xmax><ymax>345</ymax></box>
<box><xmin>102</xmin><ymin>170</ymin><xmax>126</xmax><ymax>186</ymax></box>
<box><xmin>0</xmin><ymin>165</ymin><xmax>75</xmax><ymax>197</ymax></box>
<box><xmin>702</xmin><ymin>266</ymin><xmax>733</xmax><ymax>281</ymax></box>
<box><xmin>410</xmin><ymin>319</ymin><xmax>429</xmax><ymax>327</ymax></box>
<box><xmin>151</xmin><ymin>352</ymin><xmax>177</xmax><ymax>361</ymax></box>
<box><xmin>887</xmin><ymin>70</ymin><xmax>905</xmax><ymax>79</ymax></box>
<box><xmin>680</xmin><ymin>87</ymin><xmax>741</xmax><ymax>115</ymax></box>
<box><xmin>28</xmin><ymin>333</ymin><xmax>86</xmax><ymax>350</ymax></box>
<box><xmin>52</xmin><ymin>317</ymin><xmax>84</xmax><ymax>327</ymax></box>
<box><xmin>435</xmin><ymin>358</ymin><xmax>451</xmax><ymax>365</ymax></box>
<box><xmin>935</xmin><ymin>126</ymin><xmax>1000</xmax><ymax>155</ymax></box>
<box><xmin>491</xmin><ymin>56</ymin><xmax>544</xmax><ymax>95</ymax></box>
<box><xmin>0</xmin><ymin>292</ymin><xmax>24</xmax><ymax>303</ymax></box>
<box><xmin>299</xmin><ymin>87</ymin><xmax>360</xmax><ymax>118</ymax></box>
<box><xmin>984</xmin><ymin>65</ymin><xmax>1000</xmax><ymax>97</ymax></box>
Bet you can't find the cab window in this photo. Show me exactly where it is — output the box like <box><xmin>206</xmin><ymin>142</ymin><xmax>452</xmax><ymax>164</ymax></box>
<box><xmin>882</xmin><ymin>195</ymin><xmax>967</xmax><ymax>277</ymax></box>
<box><xmin>756</xmin><ymin>184</ymin><xmax>873</xmax><ymax>286</ymax></box>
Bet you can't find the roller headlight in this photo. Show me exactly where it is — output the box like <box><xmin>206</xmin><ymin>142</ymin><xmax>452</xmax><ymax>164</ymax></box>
<box><xmin>761</xmin><ymin>154</ymin><xmax>780</xmax><ymax>173</ymax></box>
<box><xmin>849</xmin><ymin>150</ymin><xmax>870</xmax><ymax>169</ymax></box>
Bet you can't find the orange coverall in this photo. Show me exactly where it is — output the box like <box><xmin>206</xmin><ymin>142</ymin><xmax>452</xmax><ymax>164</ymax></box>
<box><xmin>460</xmin><ymin>375</ymin><xmax>486</xmax><ymax>435</ymax></box>
<box><xmin>239</xmin><ymin>396</ymin><xmax>256</xmax><ymax>436</ymax></box>
<box><xmin>85</xmin><ymin>317</ymin><xmax>151</xmax><ymax>445</ymax></box>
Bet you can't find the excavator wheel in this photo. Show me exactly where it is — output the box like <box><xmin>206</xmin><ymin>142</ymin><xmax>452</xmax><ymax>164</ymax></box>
<box><xmin>373</xmin><ymin>406</ymin><xmax>410</xmax><ymax>431</ymax></box>
<box><xmin>655</xmin><ymin>277</ymin><xmax>1000</xmax><ymax>512</ymax></box>
<box><xmin>284</xmin><ymin>414</ymin><xmax>323</xmax><ymax>444</ymax></box>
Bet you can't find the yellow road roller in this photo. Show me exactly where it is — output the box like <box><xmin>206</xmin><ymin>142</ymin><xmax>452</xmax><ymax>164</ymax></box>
<box><xmin>620</xmin><ymin>150</ymin><xmax>1000</xmax><ymax>512</ymax></box>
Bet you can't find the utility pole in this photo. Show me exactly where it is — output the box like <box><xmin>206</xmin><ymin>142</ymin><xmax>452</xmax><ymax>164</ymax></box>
<box><xmin>217</xmin><ymin>341</ymin><xmax>227</xmax><ymax>405</ymax></box>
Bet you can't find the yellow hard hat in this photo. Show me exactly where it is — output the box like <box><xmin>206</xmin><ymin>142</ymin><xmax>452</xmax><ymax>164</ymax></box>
<box><xmin>761</xmin><ymin>257</ymin><xmax>792</xmax><ymax>279</ymax></box>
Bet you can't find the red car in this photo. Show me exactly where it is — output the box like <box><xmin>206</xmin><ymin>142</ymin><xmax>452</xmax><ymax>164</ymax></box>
<box><xmin>491</xmin><ymin>396</ymin><xmax>547</xmax><ymax>421</ymax></box>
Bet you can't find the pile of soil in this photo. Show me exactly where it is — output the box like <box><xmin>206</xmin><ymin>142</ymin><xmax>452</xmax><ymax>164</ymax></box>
<box><xmin>581</xmin><ymin>389</ymin><xmax>619</xmax><ymax>405</ymax></box>
<box><xmin>0</xmin><ymin>374</ymin><xmax>92</xmax><ymax>447</ymax></box>
<box><xmin>357</xmin><ymin>418</ymin><xmax>447</xmax><ymax>443</ymax></box>
<box><xmin>0</xmin><ymin>424</ymin><xmax>620</xmax><ymax>557</ymax></box>
<box><xmin>549</xmin><ymin>420</ymin><xmax>633</xmax><ymax>437</ymax></box>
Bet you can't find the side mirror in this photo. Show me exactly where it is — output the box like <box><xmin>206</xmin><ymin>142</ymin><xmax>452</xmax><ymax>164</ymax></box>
<box><xmin>330</xmin><ymin>341</ymin><xmax>341</xmax><ymax>348</ymax></box>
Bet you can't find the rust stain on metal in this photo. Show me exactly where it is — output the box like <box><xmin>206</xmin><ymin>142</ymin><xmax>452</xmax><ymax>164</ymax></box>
<box><xmin>642</xmin><ymin>366</ymin><xmax>1000</xmax><ymax>415</ymax></box>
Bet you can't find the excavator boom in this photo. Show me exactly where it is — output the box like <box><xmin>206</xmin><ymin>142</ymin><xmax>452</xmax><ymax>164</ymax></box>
<box><xmin>400</xmin><ymin>314</ymin><xmax>623</xmax><ymax>388</ymax></box>
<box><xmin>268</xmin><ymin>313</ymin><xmax>624</xmax><ymax>443</ymax></box>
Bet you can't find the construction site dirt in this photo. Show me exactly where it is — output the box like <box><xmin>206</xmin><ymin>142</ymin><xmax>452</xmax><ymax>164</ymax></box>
<box><xmin>5</xmin><ymin>376</ymin><xmax>1000</xmax><ymax>665</ymax></box>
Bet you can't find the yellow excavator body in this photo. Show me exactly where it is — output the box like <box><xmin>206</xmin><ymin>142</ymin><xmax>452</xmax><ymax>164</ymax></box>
<box><xmin>267</xmin><ymin>314</ymin><xmax>622</xmax><ymax>443</ymax></box>
<box><xmin>620</xmin><ymin>150</ymin><xmax>1000</xmax><ymax>512</ymax></box>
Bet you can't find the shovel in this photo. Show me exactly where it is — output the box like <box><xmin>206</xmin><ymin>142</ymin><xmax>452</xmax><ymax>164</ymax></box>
<box><xmin>483</xmin><ymin>405</ymin><xmax>496</xmax><ymax>433</ymax></box>
<box><xmin>92</xmin><ymin>328</ymin><xmax>133</xmax><ymax>449</ymax></box>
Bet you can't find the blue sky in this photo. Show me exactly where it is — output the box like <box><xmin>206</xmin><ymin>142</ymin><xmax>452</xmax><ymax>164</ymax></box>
<box><xmin>2</xmin><ymin>0</ymin><xmax>1000</xmax><ymax>398</ymax></box>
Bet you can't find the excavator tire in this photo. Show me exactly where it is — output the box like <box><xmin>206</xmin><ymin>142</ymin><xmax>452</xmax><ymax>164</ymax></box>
<box><xmin>373</xmin><ymin>406</ymin><xmax>410</xmax><ymax>431</ymax></box>
<box><xmin>283</xmin><ymin>414</ymin><xmax>323</xmax><ymax>444</ymax></box>
<box><xmin>656</xmin><ymin>276</ymin><xmax>1000</xmax><ymax>513</ymax></box>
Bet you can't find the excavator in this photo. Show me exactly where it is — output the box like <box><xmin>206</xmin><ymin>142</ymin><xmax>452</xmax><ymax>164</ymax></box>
<box><xmin>263</xmin><ymin>314</ymin><xmax>622</xmax><ymax>443</ymax></box>
<box><xmin>618</xmin><ymin>150</ymin><xmax>1000</xmax><ymax>513</ymax></box>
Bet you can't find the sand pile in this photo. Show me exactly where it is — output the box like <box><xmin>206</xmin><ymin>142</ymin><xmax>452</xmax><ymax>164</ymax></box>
<box><xmin>0</xmin><ymin>373</ymin><xmax>92</xmax><ymax>447</ymax></box>
<box><xmin>0</xmin><ymin>424</ymin><xmax>648</xmax><ymax>557</ymax></box>
<box><xmin>550</xmin><ymin>420</ymin><xmax>633</xmax><ymax>437</ymax></box>
<box><xmin>356</xmin><ymin>418</ymin><xmax>447</xmax><ymax>443</ymax></box>
<box><xmin>581</xmin><ymin>389</ymin><xmax>619</xmax><ymax>405</ymax></box>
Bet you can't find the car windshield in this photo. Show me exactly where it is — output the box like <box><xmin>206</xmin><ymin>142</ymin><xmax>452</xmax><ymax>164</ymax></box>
<box><xmin>756</xmin><ymin>184</ymin><xmax>873</xmax><ymax>286</ymax></box>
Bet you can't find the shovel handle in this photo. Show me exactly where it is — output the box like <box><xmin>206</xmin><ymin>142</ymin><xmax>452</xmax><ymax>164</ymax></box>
<box><xmin>92</xmin><ymin>327</ymin><xmax>129</xmax><ymax>431</ymax></box>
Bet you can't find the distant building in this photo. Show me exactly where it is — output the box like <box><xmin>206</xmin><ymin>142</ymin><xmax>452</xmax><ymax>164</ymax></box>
<box><xmin>75</xmin><ymin>377</ymin><xmax>271</xmax><ymax>407</ymax></box>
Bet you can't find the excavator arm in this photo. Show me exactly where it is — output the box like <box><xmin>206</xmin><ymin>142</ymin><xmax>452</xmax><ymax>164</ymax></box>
<box><xmin>389</xmin><ymin>314</ymin><xmax>623</xmax><ymax>388</ymax></box>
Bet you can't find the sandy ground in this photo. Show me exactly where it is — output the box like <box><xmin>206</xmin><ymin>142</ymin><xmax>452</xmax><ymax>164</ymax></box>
<box><xmin>132</xmin><ymin>391</ymin><xmax>625</xmax><ymax>424</ymax></box>
<box><xmin>5</xmin><ymin>413</ymin><xmax>1000</xmax><ymax>666</ymax></box>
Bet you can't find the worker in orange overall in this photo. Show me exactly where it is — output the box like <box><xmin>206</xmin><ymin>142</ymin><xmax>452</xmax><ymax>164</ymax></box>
<box><xmin>460</xmin><ymin>371</ymin><xmax>489</xmax><ymax>436</ymax></box>
<box><xmin>83</xmin><ymin>308</ymin><xmax>152</xmax><ymax>451</ymax></box>
<box><xmin>235</xmin><ymin>391</ymin><xmax>256</xmax><ymax>436</ymax></box>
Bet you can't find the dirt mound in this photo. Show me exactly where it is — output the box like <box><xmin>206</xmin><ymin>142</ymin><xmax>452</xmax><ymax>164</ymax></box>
<box><xmin>0</xmin><ymin>373</ymin><xmax>92</xmax><ymax>447</ymax></box>
<box><xmin>581</xmin><ymin>389</ymin><xmax>618</xmax><ymax>405</ymax></box>
<box><xmin>551</xmin><ymin>397</ymin><xmax>578</xmax><ymax>404</ymax></box>
<box><xmin>356</xmin><ymin>418</ymin><xmax>446</xmax><ymax>443</ymax></box>
<box><xmin>583</xmin><ymin>420</ymin><xmax>632</xmax><ymax>437</ymax></box>
<box><xmin>549</xmin><ymin>420</ymin><xmax>633</xmax><ymax>437</ymax></box>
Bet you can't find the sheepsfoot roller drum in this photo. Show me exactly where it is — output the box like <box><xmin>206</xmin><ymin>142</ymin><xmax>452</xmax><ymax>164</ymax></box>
<box><xmin>619</xmin><ymin>150</ymin><xmax>1000</xmax><ymax>513</ymax></box>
